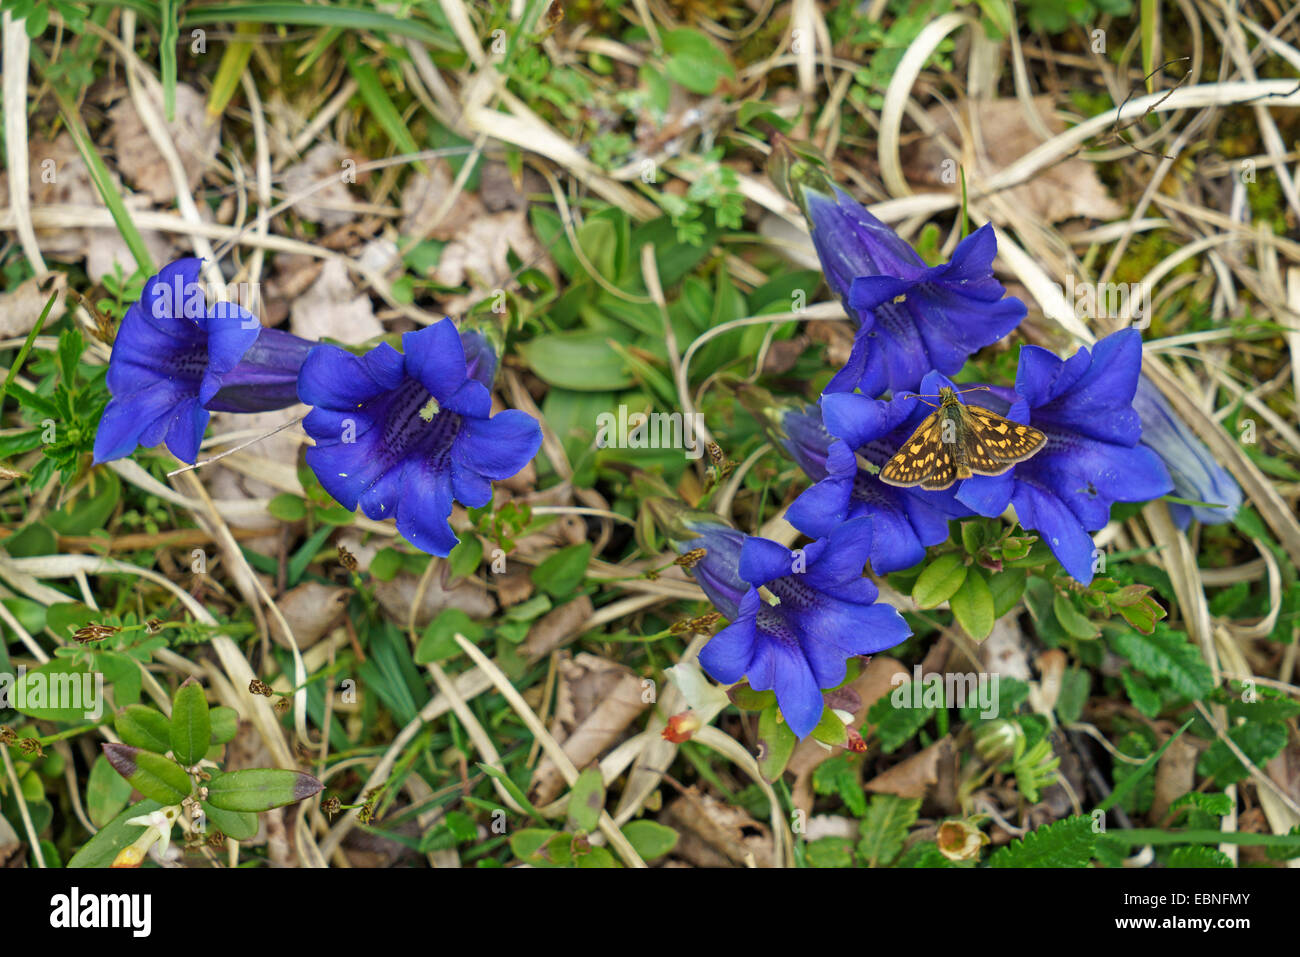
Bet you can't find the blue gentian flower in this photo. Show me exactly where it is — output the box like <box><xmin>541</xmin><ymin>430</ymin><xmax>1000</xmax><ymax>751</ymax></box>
<box><xmin>94</xmin><ymin>258</ymin><xmax>263</xmax><ymax>464</ymax></box>
<box><xmin>297</xmin><ymin>318</ymin><xmax>542</xmax><ymax>556</ymax></box>
<box><xmin>787</xmin><ymin>390</ymin><xmax>973</xmax><ymax>573</ymax></box>
<box><xmin>697</xmin><ymin>519</ymin><xmax>911</xmax><ymax>737</ymax></box>
<box><xmin>773</xmin><ymin>154</ymin><xmax>1026</xmax><ymax>397</ymax></box>
<box><xmin>646</xmin><ymin>498</ymin><xmax>749</xmax><ymax>619</ymax></box>
<box><xmin>1131</xmin><ymin>376</ymin><xmax>1240</xmax><ymax>528</ymax></box>
<box><xmin>953</xmin><ymin>329</ymin><xmax>1174</xmax><ymax>583</ymax></box>
<box><xmin>203</xmin><ymin>327</ymin><xmax>317</xmax><ymax>414</ymax></box>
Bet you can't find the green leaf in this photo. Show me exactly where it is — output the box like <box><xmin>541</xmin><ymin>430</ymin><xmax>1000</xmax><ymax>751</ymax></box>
<box><xmin>13</xmin><ymin>658</ymin><xmax>99</xmax><ymax>722</ymax></box>
<box><xmin>183</xmin><ymin>4</ymin><xmax>456</xmax><ymax>50</ymax></box>
<box><xmin>912</xmin><ymin>553</ymin><xmax>968</xmax><ymax>609</ymax></box>
<box><xmin>368</xmin><ymin>547</ymin><xmax>403</xmax><ymax>581</ymax></box>
<box><xmin>518</xmin><ymin>333</ymin><xmax>635</xmax><ymax>391</ymax></box>
<box><xmin>866</xmin><ymin>691</ymin><xmax>934</xmax><ymax>753</ymax></box>
<box><xmin>811</xmin><ymin>754</ymin><xmax>866</xmax><ymax>817</ymax></box>
<box><xmin>169</xmin><ymin>678</ymin><xmax>211</xmax><ymax>767</ymax></box>
<box><xmin>115</xmin><ymin>704</ymin><xmax>173</xmax><ymax>754</ymax></box>
<box><xmin>1053</xmin><ymin>592</ymin><xmax>1098</xmax><ymax>639</ymax></box>
<box><xmin>622</xmin><ymin>820</ymin><xmax>678</xmax><ymax>861</ymax></box>
<box><xmin>267</xmin><ymin>493</ymin><xmax>307</xmax><ymax>521</ymax></box>
<box><xmin>857</xmin><ymin>795</ymin><xmax>920</xmax><ymax>867</ymax></box>
<box><xmin>757</xmin><ymin>703</ymin><xmax>797</xmax><ymax>780</ymax></box>
<box><xmin>1108</xmin><ymin>624</ymin><xmax>1214</xmax><ymax>699</ymax></box>
<box><xmin>67</xmin><ymin>799</ymin><xmax>162</xmax><ymax>868</ymax></box>
<box><xmin>662</xmin><ymin>28</ymin><xmax>734</xmax><ymax>94</ymax></box>
<box><xmin>950</xmin><ymin>567</ymin><xmax>995</xmax><ymax>639</ymax></box>
<box><xmin>806</xmin><ymin>836</ymin><xmax>855</xmax><ymax>868</ymax></box>
<box><xmin>988</xmin><ymin>568</ymin><xmax>1027</xmax><ymax>618</ymax></box>
<box><xmin>86</xmin><ymin>754</ymin><xmax>133</xmax><ymax>829</ymax></box>
<box><xmin>204</xmin><ymin>769</ymin><xmax>324</xmax><ymax>812</ymax></box>
<box><xmin>566</xmin><ymin>768</ymin><xmax>605</xmax><ymax>833</ymax></box>
<box><xmin>531</xmin><ymin>542</ymin><xmax>593</xmax><ymax>598</ymax></box>
<box><xmin>415</xmin><ymin>608</ymin><xmax>485</xmax><ymax>664</ymax></box>
<box><xmin>209</xmin><ymin>706</ymin><xmax>239</xmax><ymax>745</ymax></box>
<box><xmin>200</xmin><ymin>801</ymin><xmax>259</xmax><ymax>841</ymax></box>
<box><xmin>510</xmin><ymin>828</ymin><xmax>560</xmax><ymax>862</ymax></box>
<box><xmin>1168</xmin><ymin>846</ymin><xmax>1234</xmax><ymax>868</ymax></box>
<box><xmin>1097</xmin><ymin>717</ymin><xmax>1190</xmax><ymax>816</ymax></box>
<box><xmin>1196</xmin><ymin>722</ymin><xmax>1288</xmax><ymax>787</ymax></box>
<box><xmin>102</xmin><ymin>744</ymin><xmax>192</xmax><ymax>805</ymax></box>
<box><xmin>988</xmin><ymin>815</ymin><xmax>1095</xmax><ymax>867</ymax></box>
<box><xmin>448</xmin><ymin>535</ymin><xmax>483</xmax><ymax>578</ymax></box>
<box><xmin>1055</xmin><ymin>668</ymin><xmax>1091</xmax><ymax>724</ymax></box>
<box><xmin>1169</xmin><ymin>791</ymin><xmax>1233</xmax><ymax>818</ymax></box>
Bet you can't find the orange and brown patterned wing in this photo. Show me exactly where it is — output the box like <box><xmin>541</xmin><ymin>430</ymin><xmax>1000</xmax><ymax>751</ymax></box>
<box><xmin>961</xmin><ymin>405</ymin><xmax>1046</xmax><ymax>474</ymax></box>
<box><xmin>879</xmin><ymin>410</ymin><xmax>958</xmax><ymax>490</ymax></box>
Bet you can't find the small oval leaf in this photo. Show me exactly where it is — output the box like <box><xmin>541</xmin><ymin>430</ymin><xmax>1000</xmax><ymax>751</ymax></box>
<box><xmin>200</xmin><ymin>801</ymin><xmax>259</xmax><ymax>841</ymax></box>
<box><xmin>170</xmin><ymin>678</ymin><xmax>211</xmax><ymax>766</ymax></box>
<box><xmin>114</xmin><ymin>704</ymin><xmax>172</xmax><ymax>754</ymax></box>
<box><xmin>209</xmin><ymin>706</ymin><xmax>239</xmax><ymax>745</ymax></box>
<box><xmin>204</xmin><ymin>769</ymin><xmax>324</xmax><ymax>812</ymax></box>
<box><xmin>912</xmin><ymin>553</ymin><xmax>968</xmax><ymax>609</ymax></box>
<box><xmin>102</xmin><ymin>743</ymin><xmax>192</xmax><ymax>805</ymax></box>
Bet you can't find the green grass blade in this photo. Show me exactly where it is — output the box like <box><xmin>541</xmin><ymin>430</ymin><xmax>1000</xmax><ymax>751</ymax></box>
<box><xmin>183</xmin><ymin>4</ymin><xmax>456</xmax><ymax>50</ymax></box>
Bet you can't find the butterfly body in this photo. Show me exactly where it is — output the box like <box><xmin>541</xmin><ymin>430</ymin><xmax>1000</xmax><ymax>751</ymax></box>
<box><xmin>879</xmin><ymin>387</ymin><xmax>1045</xmax><ymax>491</ymax></box>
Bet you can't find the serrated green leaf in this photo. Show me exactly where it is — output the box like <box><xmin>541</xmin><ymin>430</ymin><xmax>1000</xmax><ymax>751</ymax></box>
<box><xmin>988</xmin><ymin>815</ymin><xmax>1095</xmax><ymax>867</ymax></box>
<box><xmin>1196</xmin><ymin>722</ymin><xmax>1288</xmax><ymax>787</ymax></box>
<box><xmin>1109</xmin><ymin>624</ymin><xmax>1214</xmax><ymax>699</ymax></box>
<box><xmin>1168</xmin><ymin>845</ymin><xmax>1234</xmax><ymax>868</ymax></box>
<box><xmin>857</xmin><ymin>794</ymin><xmax>920</xmax><ymax>867</ymax></box>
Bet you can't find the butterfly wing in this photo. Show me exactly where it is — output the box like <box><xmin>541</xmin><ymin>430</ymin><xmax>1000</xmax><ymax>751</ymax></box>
<box><xmin>961</xmin><ymin>405</ymin><xmax>1046</xmax><ymax>474</ymax></box>
<box><xmin>879</xmin><ymin>409</ymin><xmax>958</xmax><ymax>490</ymax></box>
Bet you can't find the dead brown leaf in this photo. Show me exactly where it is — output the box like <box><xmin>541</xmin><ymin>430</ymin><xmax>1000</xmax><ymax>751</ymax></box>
<box><xmin>907</xmin><ymin>97</ymin><xmax>1124</xmax><ymax>223</ymax></box>
<box><xmin>529</xmin><ymin>652</ymin><xmax>648</xmax><ymax>805</ymax></box>
<box><xmin>109</xmin><ymin>84</ymin><xmax>218</xmax><ymax>205</ymax></box>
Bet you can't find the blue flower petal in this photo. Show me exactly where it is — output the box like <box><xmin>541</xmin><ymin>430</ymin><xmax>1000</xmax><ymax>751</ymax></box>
<box><xmin>453</xmin><ymin>409</ymin><xmax>541</xmax><ymax>480</ymax></box>
<box><xmin>403</xmin><ymin>320</ymin><xmax>468</xmax><ymax>401</ymax></box>
<box><xmin>394</xmin><ymin>459</ymin><xmax>460</xmax><ymax>556</ymax></box>
<box><xmin>738</xmin><ymin>536</ymin><xmax>794</xmax><ymax>586</ymax></box>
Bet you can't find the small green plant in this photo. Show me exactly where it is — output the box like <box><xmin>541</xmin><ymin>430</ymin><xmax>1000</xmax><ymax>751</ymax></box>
<box><xmin>66</xmin><ymin>678</ymin><xmax>323</xmax><ymax>866</ymax></box>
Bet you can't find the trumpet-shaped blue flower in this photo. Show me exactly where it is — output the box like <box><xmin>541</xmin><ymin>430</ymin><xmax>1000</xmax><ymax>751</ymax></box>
<box><xmin>697</xmin><ymin>519</ymin><xmax>911</xmax><ymax>737</ymax></box>
<box><xmin>297</xmin><ymin>318</ymin><xmax>541</xmax><ymax>556</ymax></box>
<box><xmin>1131</xmin><ymin>376</ymin><xmax>1240</xmax><ymax>528</ymax></box>
<box><xmin>787</xmin><ymin>392</ymin><xmax>972</xmax><ymax>573</ymax></box>
<box><xmin>94</xmin><ymin>258</ymin><xmax>263</xmax><ymax>464</ymax></box>
<box><xmin>779</xmin><ymin>157</ymin><xmax>1025</xmax><ymax>397</ymax></box>
<box><xmin>954</xmin><ymin>329</ymin><xmax>1174</xmax><ymax>583</ymax></box>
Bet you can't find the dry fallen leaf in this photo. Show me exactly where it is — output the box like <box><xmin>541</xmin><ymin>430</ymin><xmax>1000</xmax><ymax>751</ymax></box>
<box><xmin>289</xmin><ymin>257</ymin><xmax>384</xmax><ymax>344</ymax></box>
<box><xmin>907</xmin><ymin>96</ymin><xmax>1124</xmax><ymax>223</ymax></box>
<box><xmin>400</xmin><ymin>159</ymin><xmax>486</xmax><ymax>243</ymax></box>
<box><xmin>271</xmin><ymin>582</ymin><xmax>351</xmax><ymax>651</ymax></box>
<box><xmin>0</xmin><ymin>273</ymin><xmax>66</xmax><ymax>340</ymax></box>
<box><xmin>660</xmin><ymin>788</ymin><xmax>772</xmax><ymax>868</ymax></box>
<box><xmin>530</xmin><ymin>652</ymin><xmax>648</xmax><ymax>805</ymax></box>
<box><xmin>279</xmin><ymin>143</ymin><xmax>360</xmax><ymax>227</ymax></box>
<box><xmin>109</xmin><ymin>83</ymin><xmax>219</xmax><ymax>205</ymax></box>
<box><xmin>866</xmin><ymin>736</ymin><xmax>954</xmax><ymax>801</ymax></box>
